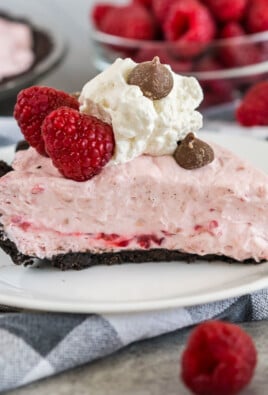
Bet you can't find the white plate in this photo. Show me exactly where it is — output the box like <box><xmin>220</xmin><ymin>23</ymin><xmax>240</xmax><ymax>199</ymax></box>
<box><xmin>1</xmin><ymin>132</ymin><xmax>268</xmax><ymax>314</ymax></box>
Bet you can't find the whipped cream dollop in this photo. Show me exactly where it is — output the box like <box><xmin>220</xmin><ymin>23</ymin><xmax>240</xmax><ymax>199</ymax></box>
<box><xmin>0</xmin><ymin>17</ymin><xmax>34</xmax><ymax>81</ymax></box>
<box><xmin>79</xmin><ymin>58</ymin><xmax>203</xmax><ymax>164</ymax></box>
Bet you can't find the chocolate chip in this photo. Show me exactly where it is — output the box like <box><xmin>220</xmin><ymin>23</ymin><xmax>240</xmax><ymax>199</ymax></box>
<box><xmin>127</xmin><ymin>56</ymin><xmax>174</xmax><ymax>100</ymax></box>
<box><xmin>174</xmin><ymin>133</ymin><xmax>214</xmax><ymax>170</ymax></box>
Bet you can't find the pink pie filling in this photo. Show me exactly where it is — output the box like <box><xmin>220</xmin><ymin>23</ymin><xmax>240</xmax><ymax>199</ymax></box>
<box><xmin>1</xmin><ymin>144</ymin><xmax>268</xmax><ymax>261</ymax></box>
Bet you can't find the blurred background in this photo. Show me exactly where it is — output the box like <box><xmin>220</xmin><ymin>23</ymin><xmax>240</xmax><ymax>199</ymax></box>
<box><xmin>0</xmin><ymin>0</ymin><xmax>268</xmax><ymax>125</ymax></box>
<box><xmin>0</xmin><ymin>0</ymin><xmax>98</xmax><ymax>114</ymax></box>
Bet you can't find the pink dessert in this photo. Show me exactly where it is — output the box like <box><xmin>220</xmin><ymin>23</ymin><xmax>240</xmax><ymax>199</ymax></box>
<box><xmin>0</xmin><ymin>16</ymin><xmax>34</xmax><ymax>81</ymax></box>
<box><xmin>0</xmin><ymin>57</ymin><xmax>268</xmax><ymax>269</ymax></box>
<box><xmin>1</xmin><ymin>143</ymin><xmax>268</xmax><ymax>263</ymax></box>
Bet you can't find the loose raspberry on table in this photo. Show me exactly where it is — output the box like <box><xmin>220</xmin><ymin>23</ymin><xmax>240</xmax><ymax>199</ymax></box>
<box><xmin>246</xmin><ymin>0</ymin><xmax>268</xmax><ymax>33</ymax></box>
<box><xmin>202</xmin><ymin>0</ymin><xmax>247</xmax><ymax>22</ymax></box>
<box><xmin>91</xmin><ymin>3</ymin><xmax>115</xmax><ymax>29</ymax></box>
<box><xmin>42</xmin><ymin>107</ymin><xmax>115</xmax><ymax>181</ymax></box>
<box><xmin>181</xmin><ymin>320</ymin><xmax>257</xmax><ymax>395</ymax></box>
<box><xmin>236</xmin><ymin>81</ymin><xmax>268</xmax><ymax>126</ymax></box>
<box><xmin>163</xmin><ymin>0</ymin><xmax>215</xmax><ymax>56</ymax></box>
<box><xmin>14</xmin><ymin>86</ymin><xmax>79</xmax><ymax>156</ymax></box>
<box><xmin>100</xmin><ymin>5</ymin><xmax>156</xmax><ymax>40</ymax></box>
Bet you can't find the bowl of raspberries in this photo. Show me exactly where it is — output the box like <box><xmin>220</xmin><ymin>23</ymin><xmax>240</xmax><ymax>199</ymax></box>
<box><xmin>90</xmin><ymin>0</ymin><xmax>268</xmax><ymax>108</ymax></box>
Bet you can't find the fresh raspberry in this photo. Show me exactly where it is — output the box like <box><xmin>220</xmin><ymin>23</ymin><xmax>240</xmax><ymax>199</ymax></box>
<box><xmin>100</xmin><ymin>5</ymin><xmax>155</xmax><ymax>40</ymax></box>
<box><xmin>42</xmin><ymin>107</ymin><xmax>115</xmax><ymax>181</ymax></box>
<box><xmin>91</xmin><ymin>3</ymin><xmax>114</xmax><ymax>29</ymax></box>
<box><xmin>236</xmin><ymin>81</ymin><xmax>268</xmax><ymax>126</ymax></box>
<box><xmin>132</xmin><ymin>0</ymin><xmax>153</xmax><ymax>10</ymax></box>
<box><xmin>218</xmin><ymin>22</ymin><xmax>261</xmax><ymax>68</ymax></box>
<box><xmin>164</xmin><ymin>0</ymin><xmax>216</xmax><ymax>55</ymax></box>
<box><xmin>246</xmin><ymin>0</ymin><xmax>268</xmax><ymax>33</ymax></box>
<box><xmin>152</xmin><ymin>0</ymin><xmax>177</xmax><ymax>24</ymax></box>
<box><xmin>201</xmin><ymin>0</ymin><xmax>247</xmax><ymax>22</ymax></box>
<box><xmin>14</xmin><ymin>87</ymin><xmax>79</xmax><ymax>156</ymax></box>
<box><xmin>181</xmin><ymin>320</ymin><xmax>257</xmax><ymax>395</ymax></box>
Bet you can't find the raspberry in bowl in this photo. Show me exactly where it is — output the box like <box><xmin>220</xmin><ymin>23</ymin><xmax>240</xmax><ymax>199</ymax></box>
<box><xmin>90</xmin><ymin>0</ymin><xmax>268</xmax><ymax>109</ymax></box>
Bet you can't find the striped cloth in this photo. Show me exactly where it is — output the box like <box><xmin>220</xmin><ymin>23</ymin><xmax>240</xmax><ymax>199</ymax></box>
<box><xmin>0</xmin><ymin>290</ymin><xmax>268</xmax><ymax>392</ymax></box>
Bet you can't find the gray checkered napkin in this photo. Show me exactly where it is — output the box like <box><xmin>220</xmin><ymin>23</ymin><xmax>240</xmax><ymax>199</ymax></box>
<box><xmin>0</xmin><ymin>289</ymin><xmax>268</xmax><ymax>392</ymax></box>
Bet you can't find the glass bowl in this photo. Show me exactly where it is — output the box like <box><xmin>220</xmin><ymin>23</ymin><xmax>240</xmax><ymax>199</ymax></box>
<box><xmin>91</xmin><ymin>28</ymin><xmax>268</xmax><ymax>109</ymax></box>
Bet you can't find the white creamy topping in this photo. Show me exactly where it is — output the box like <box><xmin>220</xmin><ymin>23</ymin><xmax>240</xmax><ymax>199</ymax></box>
<box><xmin>79</xmin><ymin>58</ymin><xmax>203</xmax><ymax>164</ymax></box>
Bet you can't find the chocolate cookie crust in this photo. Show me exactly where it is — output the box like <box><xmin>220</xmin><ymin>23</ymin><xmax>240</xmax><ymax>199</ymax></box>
<box><xmin>0</xmin><ymin>224</ymin><xmax>258</xmax><ymax>271</ymax></box>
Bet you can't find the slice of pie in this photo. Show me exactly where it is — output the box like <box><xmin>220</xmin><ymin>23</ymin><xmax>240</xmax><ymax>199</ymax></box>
<box><xmin>0</xmin><ymin>57</ymin><xmax>268</xmax><ymax>269</ymax></box>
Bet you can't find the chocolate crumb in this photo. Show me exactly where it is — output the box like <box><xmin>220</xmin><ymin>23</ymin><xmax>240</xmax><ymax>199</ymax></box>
<box><xmin>0</xmin><ymin>160</ymin><xmax>12</xmax><ymax>177</ymax></box>
<box><xmin>127</xmin><ymin>56</ymin><xmax>173</xmax><ymax>100</ymax></box>
<box><xmin>174</xmin><ymin>133</ymin><xmax>214</xmax><ymax>170</ymax></box>
<box><xmin>0</xmin><ymin>225</ymin><xmax>260</xmax><ymax>270</ymax></box>
<box><xmin>15</xmin><ymin>140</ymin><xmax>30</xmax><ymax>152</ymax></box>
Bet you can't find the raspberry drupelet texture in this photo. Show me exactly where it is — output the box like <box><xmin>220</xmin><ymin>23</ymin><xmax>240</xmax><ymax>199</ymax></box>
<box><xmin>42</xmin><ymin>107</ymin><xmax>115</xmax><ymax>181</ymax></box>
<box><xmin>163</xmin><ymin>0</ymin><xmax>215</xmax><ymax>51</ymax></box>
<box><xmin>14</xmin><ymin>86</ymin><xmax>79</xmax><ymax>156</ymax></box>
<box><xmin>236</xmin><ymin>81</ymin><xmax>268</xmax><ymax>126</ymax></box>
<box><xmin>181</xmin><ymin>320</ymin><xmax>257</xmax><ymax>395</ymax></box>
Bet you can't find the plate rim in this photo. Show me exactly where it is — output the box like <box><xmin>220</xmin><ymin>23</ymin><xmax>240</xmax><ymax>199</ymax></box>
<box><xmin>0</xmin><ymin>261</ymin><xmax>267</xmax><ymax>313</ymax></box>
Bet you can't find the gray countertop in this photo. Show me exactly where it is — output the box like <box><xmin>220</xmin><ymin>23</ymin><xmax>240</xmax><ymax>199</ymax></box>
<box><xmin>4</xmin><ymin>320</ymin><xmax>268</xmax><ymax>395</ymax></box>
